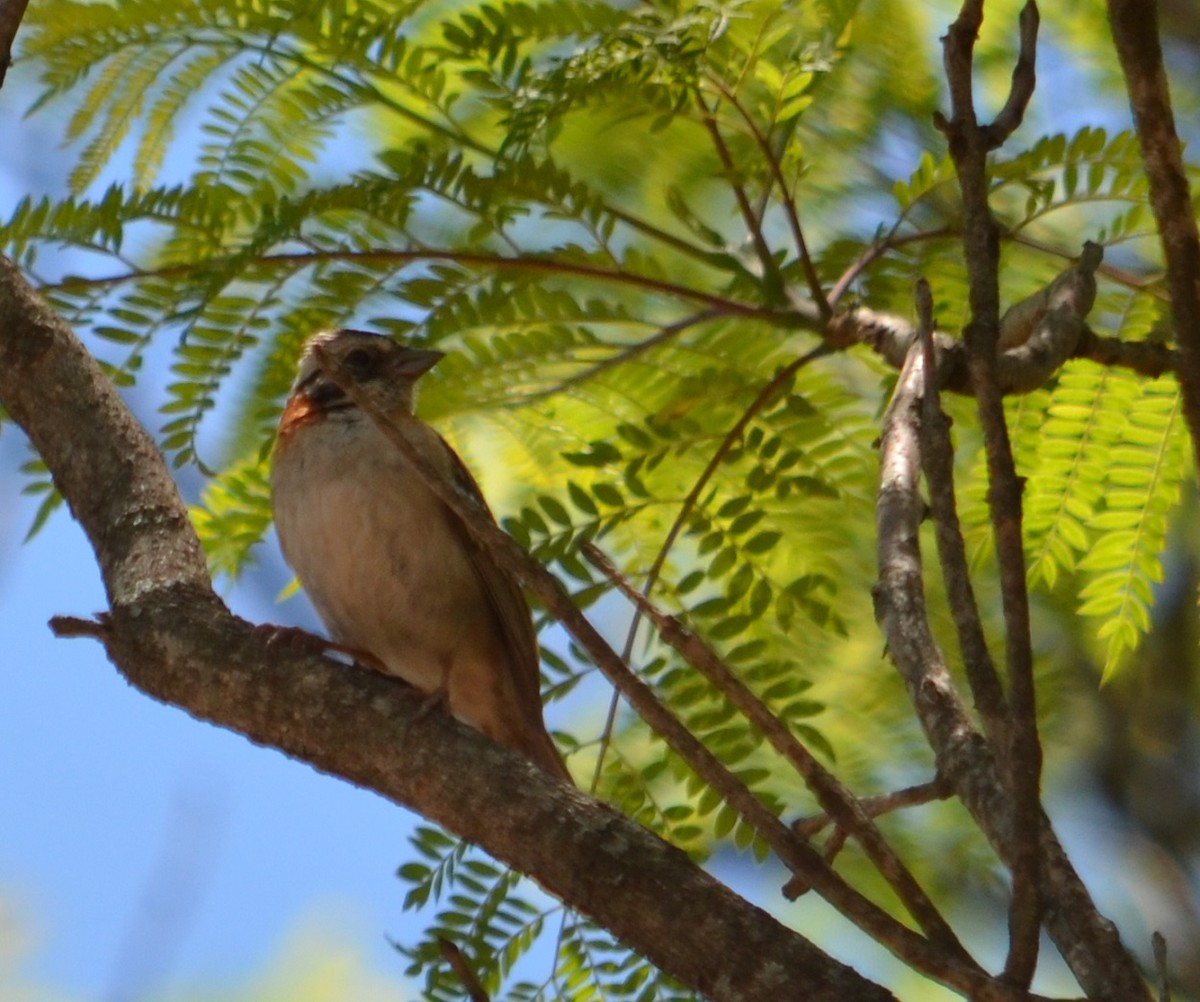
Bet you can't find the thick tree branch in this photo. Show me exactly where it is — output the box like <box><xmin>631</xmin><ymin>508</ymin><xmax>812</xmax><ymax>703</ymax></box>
<box><xmin>1107</xmin><ymin>0</ymin><xmax>1200</xmax><ymax>472</ymax></box>
<box><xmin>1074</xmin><ymin>326</ymin><xmax>1178</xmax><ymax>377</ymax></box>
<box><xmin>0</xmin><ymin>253</ymin><xmax>894</xmax><ymax>1002</ymax></box>
<box><xmin>829</xmin><ymin>244</ymin><xmax>1114</xmax><ymax>395</ymax></box>
<box><xmin>875</xmin><ymin>343</ymin><xmax>1151</xmax><ymax>1000</ymax></box>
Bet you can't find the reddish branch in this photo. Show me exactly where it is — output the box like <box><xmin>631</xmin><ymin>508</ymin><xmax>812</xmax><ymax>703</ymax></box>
<box><xmin>1106</xmin><ymin>0</ymin><xmax>1200</xmax><ymax>476</ymax></box>
<box><xmin>581</xmin><ymin>543</ymin><xmax>969</xmax><ymax>960</ymax></box>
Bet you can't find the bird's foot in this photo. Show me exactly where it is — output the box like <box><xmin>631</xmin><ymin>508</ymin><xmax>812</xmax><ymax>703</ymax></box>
<box><xmin>411</xmin><ymin>685</ymin><xmax>450</xmax><ymax>725</ymax></box>
<box><xmin>397</xmin><ymin>684</ymin><xmax>451</xmax><ymax>759</ymax></box>
<box><xmin>255</xmin><ymin>624</ymin><xmax>388</xmax><ymax>673</ymax></box>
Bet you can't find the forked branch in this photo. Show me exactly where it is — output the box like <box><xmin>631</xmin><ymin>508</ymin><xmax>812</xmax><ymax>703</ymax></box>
<box><xmin>874</xmin><ymin>336</ymin><xmax>1149</xmax><ymax>999</ymax></box>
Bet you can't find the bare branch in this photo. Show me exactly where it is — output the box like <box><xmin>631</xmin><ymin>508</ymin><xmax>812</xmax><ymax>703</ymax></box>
<box><xmin>997</xmin><ymin>242</ymin><xmax>1101</xmax><ymax>351</ymax></box>
<box><xmin>829</xmin><ymin>246</ymin><xmax>1107</xmax><ymax>398</ymax></box>
<box><xmin>1107</xmin><ymin>0</ymin><xmax>1200</xmax><ymax>469</ymax></box>
<box><xmin>874</xmin><ymin>341</ymin><xmax>1151</xmax><ymax>999</ymax></box>
<box><xmin>792</xmin><ymin>777</ymin><xmax>953</xmax><ymax>838</ymax></box>
<box><xmin>1074</xmin><ymin>326</ymin><xmax>1178</xmax><ymax>377</ymax></box>
<box><xmin>936</xmin><ymin>6</ymin><xmax>1045</xmax><ymax>976</ymax></box>
<box><xmin>0</xmin><ymin>0</ymin><xmax>29</xmax><ymax>90</ymax></box>
<box><xmin>987</xmin><ymin>2</ymin><xmax>1040</xmax><ymax>148</ymax></box>
<box><xmin>915</xmin><ymin>283</ymin><xmax>1009</xmax><ymax>745</ymax></box>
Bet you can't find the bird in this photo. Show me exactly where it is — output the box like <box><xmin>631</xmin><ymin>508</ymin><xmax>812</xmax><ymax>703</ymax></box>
<box><xmin>270</xmin><ymin>328</ymin><xmax>570</xmax><ymax>781</ymax></box>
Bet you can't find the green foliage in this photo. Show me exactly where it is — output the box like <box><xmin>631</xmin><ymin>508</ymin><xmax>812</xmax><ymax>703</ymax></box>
<box><xmin>190</xmin><ymin>456</ymin><xmax>274</xmax><ymax>578</ymax></box>
<box><xmin>6</xmin><ymin>0</ymin><xmax>1194</xmax><ymax>994</ymax></box>
<box><xmin>1006</xmin><ymin>358</ymin><xmax>1188</xmax><ymax>677</ymax></box>
<box><xmin>398</xmin><ymin>825</ymin><xmax>690</xmax><ymax>1001</ymax></box>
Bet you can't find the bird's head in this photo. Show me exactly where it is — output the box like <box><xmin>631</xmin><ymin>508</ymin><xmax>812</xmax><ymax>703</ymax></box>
<box><xmin>292</xmin><ymin>329</ymin><xmax>445</xmax><ymax>418</ymax></box>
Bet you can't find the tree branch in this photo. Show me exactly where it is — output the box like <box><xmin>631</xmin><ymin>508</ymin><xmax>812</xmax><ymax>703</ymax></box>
<box><xmin>1106</xmin><ymin>0</ymin><xmax>1200</xmax><ymax>471</ymax></box>
<box><xmin>696</xmin><ymin>93</ymin><xmax>785</xmax><ymax>303</ymax></box>
<box><xmin>915</xmin><ymin>278</ymin><xmax>1010</xmax><ymax>747</ymax></box>
<box><xmin>580</xmin><ymin>542</ymin><xmax>972</xmax><ymax>966</ymax></box>
<box><xmin>0</xmin><ymin>0</ymin><xmax>29</xmax><ymax>90</ymax></box>
<box><xmin>0</xmin><ymin>252</ymin><xmax>894</xmax><ymax>1002</ymax></box>
<box><xmin>875</xmin><ymin>341</ymin><xmax>1151</xmax><ymax>1000</ymax></box>
<box><xmin>792</xmin><ymin>777</ymin><xmax>953</xmax><ymax>838</ymax></box>
<box><xmin>936</xmin><ymin>3</ymin><xmax>1051</xmax><ymax>974</ymax></box>
<box><xmin>935</xmin><ymin>4</ymin><xmax>1044</xmax><ymax>974</ymax></box>
<box><xmin>706</xmin><ymin>75</ymin><xmax>831</xmax><ymax>318</ymax></box>
<box><xmin>828</xmin><ymin>244</ymin><xmax>1113</xmax><ymax>396</ymax></box>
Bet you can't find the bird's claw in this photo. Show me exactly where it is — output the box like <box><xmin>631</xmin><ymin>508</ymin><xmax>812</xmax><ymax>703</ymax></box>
<box><xmin>255</xmin><ymin>623</ymin><xmax>389</xmax><ymax>674</ymax></box>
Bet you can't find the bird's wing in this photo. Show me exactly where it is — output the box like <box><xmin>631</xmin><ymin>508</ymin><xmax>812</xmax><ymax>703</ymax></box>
<box><xmin>427</xmin><ymin>428</ymin><xmax>547</xmax><ymax>722</ymax></box>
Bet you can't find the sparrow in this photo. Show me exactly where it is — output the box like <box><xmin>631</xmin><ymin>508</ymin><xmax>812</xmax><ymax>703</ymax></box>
<box><xmin>270</xmin><ymin>329</ymin><xmax>570</xmax><ymax>781</ymax></box>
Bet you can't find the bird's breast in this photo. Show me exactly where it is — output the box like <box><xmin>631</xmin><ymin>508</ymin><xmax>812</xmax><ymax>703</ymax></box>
<box><xmin>270</xmin><ymin>415</ymin><xmax>491</xmax><ymax>692</ymax></box>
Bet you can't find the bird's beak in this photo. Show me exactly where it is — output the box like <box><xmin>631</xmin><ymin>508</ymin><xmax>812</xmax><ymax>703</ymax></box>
<box><xmin>395</xmin><ymin>348</ymin><xmax>445</xmax><ymax>378</ymax></box>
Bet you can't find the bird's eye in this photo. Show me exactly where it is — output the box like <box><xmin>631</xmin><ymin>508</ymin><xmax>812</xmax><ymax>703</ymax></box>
<box><xmin>342</xmin><ymin>347</ymin><xmax>376</xmax><ymax>378</ymax></box>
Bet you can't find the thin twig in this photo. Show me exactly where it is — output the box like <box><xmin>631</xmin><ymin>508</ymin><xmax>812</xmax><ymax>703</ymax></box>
<box><xmin>524</xmin><ymin>310</ymin><xmax>721</xmax><ymax>404</ymax></box>
<box><xmin>708</xmin><ymin>76</ymin><xmax>830</xmax><ymax>317</ymax></box>
<box><xmin>828</xmin><ymin>227</ymin><xmax>958</xmax><ymax>308</ymax></box>
<box><xmin>792</xmin><ymin>777</ymin><xmax>952</xmax><ymax>838</ymax></box>
<box><xmin>53</xmin><ymin>249</ymin><xmax>818</xmax><ymax>328</ymax></box>
<box><xmin>582</xmin><ymin>543</ymin><xmax>971</xmax><ymax>958</ymax></box>
<box><xmin>696</xmin><ymin>93</ymin><xmax>785</xmax><ymax>302</ymax></box>
<box><xmin>438</xmin><ymin>938</ymin><xmax>491</xmax><ymax>1002</ymax></box>
<box><xmin>592</xmin><ymin>343</ymin><xmax>832</xmax><ymax>791</ymax></box>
